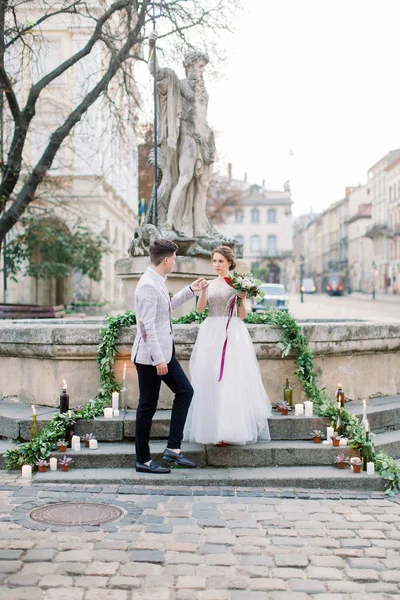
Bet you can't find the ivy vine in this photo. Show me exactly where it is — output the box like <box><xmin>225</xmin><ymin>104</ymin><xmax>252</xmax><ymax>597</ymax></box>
<box><xmin>4</xmin><ymin>308</ymin><xmax>400</xmax><ymax>495</ymax></box>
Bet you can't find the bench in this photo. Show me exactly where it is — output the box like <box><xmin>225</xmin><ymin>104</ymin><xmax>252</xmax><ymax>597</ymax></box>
<box><xmin>0</xmin><ymin>304</ymin><xmax>65</xmax><ymax>319</ymax></box>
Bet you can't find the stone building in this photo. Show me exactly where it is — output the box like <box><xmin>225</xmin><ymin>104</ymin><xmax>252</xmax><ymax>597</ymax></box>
<box><xmin>347</xmin><ymin>185</ymin><xmax>373</xmax><ymax>293</ymax></box>
<box><xmin>0</xmin><ymin>5</ymin><xmax>138</xmax><ymax>309</ymax></box>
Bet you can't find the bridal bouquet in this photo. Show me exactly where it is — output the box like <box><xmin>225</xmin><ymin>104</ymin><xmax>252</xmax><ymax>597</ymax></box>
<box><xmin>224</xmin><ymin>271</ymin><xmax>264</xmax><ymax>301</ymax></box>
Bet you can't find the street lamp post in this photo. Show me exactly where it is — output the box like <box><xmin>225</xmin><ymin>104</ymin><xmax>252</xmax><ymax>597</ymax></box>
<box><xmin>372</xmin><ymin>261</ymin><xmax>376</xmax><ymax>301</ymax></box>
<box><xmin>300</xmin><ymin>255</ymin><xmax>304</xmax><ymax>303</ymax></box>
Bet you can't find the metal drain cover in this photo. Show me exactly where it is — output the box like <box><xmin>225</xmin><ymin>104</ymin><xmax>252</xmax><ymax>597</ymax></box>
<box><xmin>28</xmin><ymin>502</ymin><xmax>123</xmax><ymax>526</ymax></box>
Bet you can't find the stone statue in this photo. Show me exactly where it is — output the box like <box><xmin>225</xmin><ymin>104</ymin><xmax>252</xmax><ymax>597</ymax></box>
<box><xmin>130</xmin><ymin>31</ymin><xmax>236</xmax><ymax>257</ymax></box>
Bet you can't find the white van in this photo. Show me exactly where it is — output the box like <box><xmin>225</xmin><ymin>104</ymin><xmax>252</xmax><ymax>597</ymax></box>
<box><xmin>301</xmin><ymin>278</ymin><xmax>316</xmax><ymax>293</ymax></box>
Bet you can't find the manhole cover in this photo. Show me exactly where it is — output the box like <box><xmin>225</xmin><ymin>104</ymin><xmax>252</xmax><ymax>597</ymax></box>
<box><xmin>28</xmin><ymin>502</ymin><xmax>123</xmax><ymax>526</ymax></box>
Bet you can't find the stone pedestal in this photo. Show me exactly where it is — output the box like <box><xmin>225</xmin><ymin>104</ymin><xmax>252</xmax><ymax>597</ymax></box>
<box><xmin>115</xmin><ymin>255</ymin><xmax>249</xmax><ymax>317</ymax></box>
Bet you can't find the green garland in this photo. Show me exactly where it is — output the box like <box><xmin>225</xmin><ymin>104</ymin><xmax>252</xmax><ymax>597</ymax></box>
<box><xmin>4</xmin><ymin>309</ymin><xmax>400</xmax><ymax>495</ymax></box>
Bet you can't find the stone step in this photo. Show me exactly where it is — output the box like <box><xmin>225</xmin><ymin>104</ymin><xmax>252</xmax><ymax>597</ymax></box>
<box><xmin>31</xmin><ymin>465</ymin><xmax>385</xmax><ymax>491</ymax></box>
<box><xmin>1</xmin><ymin>396</ymin><xmax>400</xmax><ymax>442</ymax></box>
<box><xmin>2</xmin><ymin>428</ymin><xmax>397</xmax><ymax>471</ymax></box>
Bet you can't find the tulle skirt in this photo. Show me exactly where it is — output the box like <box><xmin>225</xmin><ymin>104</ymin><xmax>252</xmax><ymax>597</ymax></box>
<box><xmin>184</xmin><ymin>316</ymin><xmax>271</xmax><ymax>444</ymax></box>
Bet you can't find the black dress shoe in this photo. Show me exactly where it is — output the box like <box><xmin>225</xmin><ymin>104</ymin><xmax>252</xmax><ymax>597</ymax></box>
<box><xmin>136</xmin><ymin>460</ymin><xmax>171</xmax><ymax>474</ymax></box>
<box><xmin>162</xmin><ymin>449</ymin><xmax>197</xmax><ymax>468</ymax></box>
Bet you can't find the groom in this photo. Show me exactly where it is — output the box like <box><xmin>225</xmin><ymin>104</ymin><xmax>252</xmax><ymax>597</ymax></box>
<box><xmin>131</xmin><ymin>239</ymin><xmax>208</xmax><ymax>473</ymax></box>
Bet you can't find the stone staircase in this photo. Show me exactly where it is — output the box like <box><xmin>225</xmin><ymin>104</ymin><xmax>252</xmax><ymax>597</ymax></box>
<box><xmin>1</xmin><ymin>396</ymin><xmax>400</xmax><ymax>491</ymax></box>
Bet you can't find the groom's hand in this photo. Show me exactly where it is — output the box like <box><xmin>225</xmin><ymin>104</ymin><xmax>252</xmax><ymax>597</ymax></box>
<box><xmin>190</xmin><ymin>278</ymin><xmax>209</xmax><ymax>293</ymax></box>
<box><xmin>156</xmin><ymin>362</ymin><xmax>168</xmax><ymax>376</ymax></box>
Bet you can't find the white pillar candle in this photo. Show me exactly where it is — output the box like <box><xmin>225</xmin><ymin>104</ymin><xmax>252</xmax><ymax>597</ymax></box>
<box><xmin>49</xmin><ymin>457</ymin><xmax>57</xmax><ymax>471</ymax></box>
<box><xmin>367</xmin><ymin>462</ymin><xmax>375</xmax><ymax>475</ymax></box>
<box><xmin>21</xmin><ymin>465</ymin><xmax>32</xmax><ymax>479</ymax></box>
<box><xmin>89</xmin><ymin>439</ymin><xmax>98</xmax><ymax>449</ymax></box>
<box><xmin>304</xmin><ymin>401</ymin><xmax>313</xmax><ymax>417</ymax></box>
<box><xmin>72</xmin><ymin>443</ymin><xmax>81</xmax><ymax>452</ymax></box>
<box><xmin>326</xmin><ymin>426</ymin><xmax>334</xmax><ymax>441</ymax></box>
<box><xmin>112</xmin><ymin>391</ymin><xmax>119</xmax><ymax>412</ymax></box>
<box><xmin>71</xmin><ymin>435</ymin><xmax>80</xmax><ymax>447</ymax></box>
<box><xmin>104</xmin><ymin>407</ymin><xmax>113</xmax><ymax>419</ymax></box>
<box><xmin>113</xmin><ymin>409</ymin><xmax>120</xmax><ymax>417</ymax></box>
<box><xmin>295</xmin><ymin>404</ymin><xmax>304</xmax><ymax>416</ymax></box>
<box><xmin>339</xmin><ymin>437</ymin><xmax>348</xmax><ymax>446</ymax></box>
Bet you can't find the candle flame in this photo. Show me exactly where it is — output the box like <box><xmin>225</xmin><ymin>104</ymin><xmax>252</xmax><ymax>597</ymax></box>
<box><xmin>31</xmin><ymin>404</ymin><xmax>36</xmax><ymax>415</ymax></box>
<box><xmin>62</xmin><ymin>379</ymin><xmax>67</xmax><ymax>390</ymax></box>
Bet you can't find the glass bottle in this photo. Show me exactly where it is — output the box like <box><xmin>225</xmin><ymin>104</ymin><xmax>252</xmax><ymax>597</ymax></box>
<box><xmin>30</xmin><ymin>413</ymin><xmax>39</xmax><ymax>441</ymax></box>
<box><xmin>336</xmin><ymin>383</ymin><xmax>345</xmax><ymax>408</ymax></box>
<box><xmin>283</xmin><ymin>378</ymin><xmax>293</xmax><ymax>408</ymax></box>
<box><xmin>362</xmin><ymin>431</ymin><xmax>374</xmax><ymax>471</ymax></box>
<box><xmin>334</xmin><ymin>402</ymin><xmax>344</xmax><ymax>436</ymax></box>
<box><xmin>60</xmin><ymin>383</ymin><xmax>69</xmax><ymax>414</ymax></box>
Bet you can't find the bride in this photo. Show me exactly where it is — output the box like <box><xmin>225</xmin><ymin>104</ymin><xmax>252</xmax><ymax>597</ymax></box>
<box><xmin>184</xmin><ymin>246</ymin><xmax>271</xmax><ymax>445</ymax></box>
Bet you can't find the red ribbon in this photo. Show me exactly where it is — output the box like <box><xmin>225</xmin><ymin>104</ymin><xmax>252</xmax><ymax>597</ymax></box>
<box><xmin>218</xmin><ymin>295</ymin><xmax>237</xmax><ymax>382</ymax></box>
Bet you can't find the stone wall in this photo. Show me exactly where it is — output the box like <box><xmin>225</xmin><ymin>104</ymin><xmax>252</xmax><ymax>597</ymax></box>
<box><xmin>0</xmin><ymin>319</ymin><xmax>399</xmax><ymax>408</ymax></box>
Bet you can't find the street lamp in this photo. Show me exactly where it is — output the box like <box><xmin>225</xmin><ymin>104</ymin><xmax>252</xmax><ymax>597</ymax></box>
<box><xmin>300</xmin><ymin>254</ymin><xmax>305</xmax><ymax>303</ymax></box>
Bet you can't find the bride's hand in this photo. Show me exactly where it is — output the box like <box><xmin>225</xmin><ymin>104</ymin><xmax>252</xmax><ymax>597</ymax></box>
<box><xmin>238</xmin><ymin>292</ymin><xmax>246</xmax><ymax>299</ymax></box>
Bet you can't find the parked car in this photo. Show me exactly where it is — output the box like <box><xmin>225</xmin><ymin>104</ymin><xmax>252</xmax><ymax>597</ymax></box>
<box><xmin>322</xmin><ymin>272</ymin><xmax>346</xmax><ymax>296</ymax></box>
<box><xmin>252</xmin><ymin>283</ymin><xmax>289</xmax><ymax>312</ymax></box>
<box><xmin>301</xmin><ymin>278</ymin><xmax>316</xmax><ymax>293</ymax></box>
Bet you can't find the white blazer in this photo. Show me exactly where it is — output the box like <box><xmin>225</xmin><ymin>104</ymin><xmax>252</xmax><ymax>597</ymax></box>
<box><xmin>131</xmin><ymin>267</ymin><xmax>194</xmax><ymax>365</ymax></box>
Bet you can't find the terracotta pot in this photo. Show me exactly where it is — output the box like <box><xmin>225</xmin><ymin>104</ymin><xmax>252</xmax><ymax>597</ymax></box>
<box><xmin>276</xmin><ymin>407</ymin><xmax>282</xmax><ymax>413</ymax></box>
<box><xmin>313</xmin><ymin>437</ymin><xmax>321</xmax><ymax>444</ymax></box>
<box><xmin>85</xmin><ymin>441</ymin><xmax>90</xmax><ymax>448</ymax></box>
<box><xmin>281</xmin><ymin>409</ymin><xmax>288</xmax><ymax>415</ymax></box>
<box><xmin>352</xmin><ymin>465</ymin><xmax>361</xmax><ymax>473</ymax></box>
<box><xmin>332</xmin><ymin>440</ymin><xmax>340</xmax><ymax>447</ymax></box>
<box><xmin>60</xmin><ymin>465</ymin><xmax>69</xmax><ymax>472</ymax></box>
<box><xmin>38</xmin><ymin>466</ymin><xmax>46</xmax><ymax>473</ymax></box>
<box><xmin>58</xmin><ymin>445</ymin><xmax>67</xmax><ymax>452</ymax></box>
<box><xmin>337</xmin><ymin>462</ymin><xmax>346</xmax><ymax>469</ymax></box>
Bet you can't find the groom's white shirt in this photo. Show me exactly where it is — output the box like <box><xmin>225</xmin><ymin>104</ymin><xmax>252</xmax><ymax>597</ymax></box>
<box><xmin>131</xmin><ymin>266</ymin><xmax>194</xmax><ymax>366</ymax></box>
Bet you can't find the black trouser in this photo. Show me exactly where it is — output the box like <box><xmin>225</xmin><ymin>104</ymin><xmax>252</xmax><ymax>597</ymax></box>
<box><xmin>134</xmin><ymin>355</ymin><xmax>193</xmax><ymax>464</ymax></box>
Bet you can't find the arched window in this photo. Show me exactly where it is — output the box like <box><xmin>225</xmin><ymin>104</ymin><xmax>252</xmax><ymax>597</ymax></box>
<box><xmin>267</xmin><ymin>235</ymin><xmax>277</xmax><ymax>255</ymax></box>
<box><xmin>235</xmin><ymin>209</ymin><xmax>244</xmax><ymax>224</ymax></box>
<box><xmin>251</xmin><ymin>208</ymin><xmax>260</xmax><ymax>224</ymax></box>
<box><xmin>268</xmin><ymin>208</ymin><xmax>277</xmax><ymax>223</ymax></box>
<box><xmin>251</xmin><ymin>235</ymin><xmax>261</xmax><ymax>252</ymax></box>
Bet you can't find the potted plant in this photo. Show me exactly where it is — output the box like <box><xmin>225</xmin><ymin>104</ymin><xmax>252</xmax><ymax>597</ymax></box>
<box><xmin>350</xmin><ymin>456</ymin><xmax>363</xmax><ymax>473</ymax></box>
<box><xmin>57</xmin><ymin>440</ymin><xmax>68</xmax><ymax>453</ymax></box>
<box><xmin>36</xmin><ymin>459</ymin><xmax>49</xmax><ymax>473</ymax></box>
<box><xmin>311</xmin><ymin>430</ymin><xmax>323</xmax><ymax>444</ymax></box>
<box><xmin>334</xmin><ymin>453</ymin><xmax>348</xmax><ymax>469</ymax></box>
<box><xmin>81</xmin><ymin>433</ymin><xmax>95</xmax><ymax>448</ymax></box>
<box><xmin>330</xmin><ymin>433</ymin><xmax>341</xmax><ymax>447</ymax></box>
<box><xmin>59</xmin><ymin>455</ymin><xmax>73</xmax><ymax>472</ymax></box>
<box><xmin>277</xmin><ymin>400</ymin><xmax>290</xmax><ymax>416</ymax></box>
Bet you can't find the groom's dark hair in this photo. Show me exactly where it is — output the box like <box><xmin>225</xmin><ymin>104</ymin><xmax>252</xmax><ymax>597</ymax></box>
<box><xmin>149</xmin><ymin>239</ymin><xmax>178</xmax><ymax>265</ymax></box>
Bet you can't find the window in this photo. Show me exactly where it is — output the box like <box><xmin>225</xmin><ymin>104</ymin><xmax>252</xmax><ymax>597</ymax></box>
<box><xmin>30</xmin><ymin>38</ymin><xmax>66</xmax><ymax>86</ymax></box>
<box><xmin>250</xmin><ymin>235</ymin><xmax>261</xmax><ymax>252</ymax></box>
<box><xmin>267</xmin><ymin>235</ymin><xmax>277</xmax><ymax>255</ymax></box>
<box><xmin>235</xmin><ymin>209</ymin><xmax>244</xmax><ymax>224</ymax></box>
<box><xmin>268</xmin><ymin>208</ymin><xmax>277</xmax><ymax>223</ymax></box>
<box><xmin>235</xmin><ymin>234</ymin><xmax>244</xmax><ymax>247</ymax></box>
<box><xmin>251</xmin><ymin>208</ymin><xmax>260</xmax><ymax>223</ymax></box>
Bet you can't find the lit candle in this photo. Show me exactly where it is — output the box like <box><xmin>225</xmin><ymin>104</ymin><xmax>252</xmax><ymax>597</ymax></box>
<box><xmin>122</xmin><ymin>362</ymin><xmax>127</xmax><ymax>386</ymax></box>
<box><xmin>295</xmin><ymin>404</ymin><xmax>304</xmax><ymax>416</ymax></box>
<box><xmin>304</xmin><ymin>401</ymin><xmax>313</xmax><ymax>417</ymax></box>
<box><xmin>49</xmin><ymin>458</ymin><xmax>57</xmax><ymax>471</ymax></box>
<box><xmin>89</xmin><ymin>439</ymin><xmax>98</xmax><ymax>449</ymax></box>
<box><xmin>326</xmin><ymin>426</ymin><xmax>334</xmax><ymax>442</ymax></box>
<box><xmin>104</xmin><ymin>407</ymin><xmax>113</xmax><ymax>419</ymax></box>
<box><xmin>112</xmin><ymin>391</ymin><xmax>119</xmax><ymax>412</ymax></box>
<box><xmin>113</xmin><ymin>409</ymin><xmax>120</xmax><ymax>417</ymax></box>
<box><xmin>21</xmin><ymin>465</ymin><xmax>32</xmax><ymax>479</ymax></box>
<box><xmin>367</xmin><ymin>462</ymin><xmax>375</xmax><ymax>475</ymax></box>
<box><xmin>72</xmin><ymin>443</ymin><xmax>81</xmax><ymax>452</ymax></box>
<box><xmin>31</xmin><ymin>404</ymin><xmax>36</xmax><ymax>416</ymax></box>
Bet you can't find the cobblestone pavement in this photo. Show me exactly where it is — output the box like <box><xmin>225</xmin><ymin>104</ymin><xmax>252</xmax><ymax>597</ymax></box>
<box><xmin>0</xmin><ymin>472</ymin><xmax>400</xmax><ymax>599</ymax></box>
<box><xmin>288</xmin><ymin>293</ymin><xmax>400</xmax><ymax>323</ymax></box>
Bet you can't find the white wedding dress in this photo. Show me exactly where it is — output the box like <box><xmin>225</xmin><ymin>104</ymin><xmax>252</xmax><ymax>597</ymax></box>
<box><xmin>184</xmin><ymin>277</ymin><xmax>271</xmax><ymax>444</ymax></box>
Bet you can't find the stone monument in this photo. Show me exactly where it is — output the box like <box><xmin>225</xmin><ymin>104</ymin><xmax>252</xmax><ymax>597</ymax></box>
<box><xmin>115</xmin><ymin>32</ymin><xmax>243</xmax><ymax>315</ymax></box>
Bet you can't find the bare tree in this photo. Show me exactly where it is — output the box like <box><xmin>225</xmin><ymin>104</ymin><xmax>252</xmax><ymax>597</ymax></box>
<box><xmin>206</xmin><ymin>173</ymin><xmax>244</xmax><ymax>225</ymax></box>
<box><xmin>0</xmin><ymin>0</ymin><xmax>240</xmax><ymax>248</ymax></box>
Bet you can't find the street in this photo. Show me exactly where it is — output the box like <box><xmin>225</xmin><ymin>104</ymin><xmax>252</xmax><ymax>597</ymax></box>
<box><xmin>287</xmin><ymin>292</ymin><xmax>400</xmax><ymax>323</ymax></box>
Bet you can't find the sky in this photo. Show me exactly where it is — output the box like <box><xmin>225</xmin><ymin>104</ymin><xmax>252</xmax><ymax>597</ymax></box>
<box><xmin>139</xmin><ymin>0</ymin><xmax>400</xmax><ymax>216</ymax></box>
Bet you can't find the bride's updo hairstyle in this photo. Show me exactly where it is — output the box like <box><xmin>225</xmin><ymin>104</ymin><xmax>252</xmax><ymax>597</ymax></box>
<box><xmin>211</xmin><ymin>246</ymin><xmax>237</xmax><ymax>271</ymax></box>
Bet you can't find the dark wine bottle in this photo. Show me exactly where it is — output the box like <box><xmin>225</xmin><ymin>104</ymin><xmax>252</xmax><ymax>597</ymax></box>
<box><xmin>362</xmin><ymin>431</ymin><xmax>374</xmax><ymax>471</ymax></box>
<box><xmin>336</xmin><ymin>383</ymin><xmax>345</xmax><ymax>408</ymax></box>
<box><xmin>334</xmin><ymin>402</ymin><xmax>344</xmax><ymax>436</ymax></box>
<box><xmin>60</xmin><ymin>383</ymin><xmax>69</xmax><ymax>414</ymax></box>
<box><xmin>283</xmin><ymin>378</ymin><xmax>293</xmax><ymax>408</ymax></box>
<box><xmin>65</xmin><ymin>417</ymin><xmax>75</xmax><ymax>448</ymax></box>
